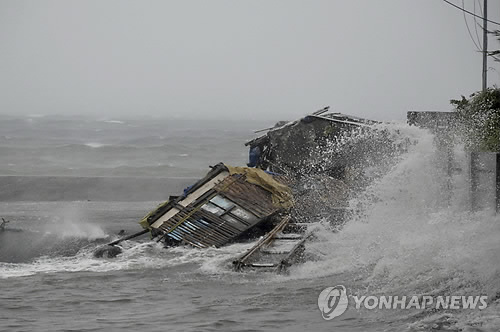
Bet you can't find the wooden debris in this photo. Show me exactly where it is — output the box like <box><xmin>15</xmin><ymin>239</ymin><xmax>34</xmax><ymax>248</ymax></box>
<box><xmin>233</xmin><ymin>215</ymin><xmax>312</xmax><ymax>274</ymax></box>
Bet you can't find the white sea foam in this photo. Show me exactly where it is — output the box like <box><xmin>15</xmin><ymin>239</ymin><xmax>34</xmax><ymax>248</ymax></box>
<box><xmin>103</xmin><ymin>120</ymin><xmax>125</xmax><ymax>124</ymax></box>
<box><xmin>0</xmin><ymin>239</ymin><xmax>255</xmax><ymax>280</ymax></box>
<box><xmin>84</xmin><ymin>142</ymin><xmax>106</xmax><ymax>148</ymax></box>
<box><xmin>0</xmin><ymin>242</ymin><xmax>169</xmax><ymax>278</ymax></box>
<box><xmin>286</xmin><ymin>123</ymin><xmax>500</xmax><ymax>329</ymax></box>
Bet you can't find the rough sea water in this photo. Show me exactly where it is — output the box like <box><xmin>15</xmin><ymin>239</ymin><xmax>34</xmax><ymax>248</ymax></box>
<box><xmin>0</xmin><ymin>115</ymin><xmax>499</xmax><ymax>331</ymax></box>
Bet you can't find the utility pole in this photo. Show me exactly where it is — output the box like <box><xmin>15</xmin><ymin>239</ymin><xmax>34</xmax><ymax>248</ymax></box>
<box><xmin>482</xmin><ymin>0</ymin><xmax>488</xmax><ymax>91</ymax></box>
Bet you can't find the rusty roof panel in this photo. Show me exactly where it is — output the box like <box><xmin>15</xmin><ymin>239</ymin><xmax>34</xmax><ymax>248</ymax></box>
<box><xmin>214</xmin><ymin>175</ymin><xmax>279</xmax><ymax>218</ymax></box>
<box><xmin>157</xmin><ymin>207</ymin><xmax>265</xmax><ymax>248</ymax></box>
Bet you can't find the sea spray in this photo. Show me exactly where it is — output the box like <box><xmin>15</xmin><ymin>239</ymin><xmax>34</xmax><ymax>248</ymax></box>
<box><xmin>291</xmin><ymin>122</ymin><xmax>419</xmax><ymax>228</ymax></box>
<box><xmin>290</xmin><ymin>123</ymin><xmax>500</xmax><ymax>329</ymax></box>
<box><xmin>43</xmin><ymin>205</ymin><xmax>107</xmax><ymax>240</ymax></box>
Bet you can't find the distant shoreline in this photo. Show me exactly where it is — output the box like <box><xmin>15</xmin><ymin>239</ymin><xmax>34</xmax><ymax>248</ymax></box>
<box><xmin>0</xmin><ymin>174</ymin><xmax>200</xmax><ymax>180</ymax></box>
<box><xmin>0</xmin><ymin>175</ymin><xmax>195</xmax><ymax>202</ymax></box>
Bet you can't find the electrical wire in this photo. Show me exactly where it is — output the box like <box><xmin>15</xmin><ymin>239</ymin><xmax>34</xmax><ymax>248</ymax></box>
<box><xmin>472</xmin><ymin>0</ymin><xmax>482</xmax><ymax>49</ymax></box>
<box><xmin>442</xmin><ymin>0</ymin><xmax>500</xmax><ymax>26</ymax></box>
<box><xmin>463</xmin><ymin>0</ymin><xmax>482</xmax><ymax>51</ymax></box>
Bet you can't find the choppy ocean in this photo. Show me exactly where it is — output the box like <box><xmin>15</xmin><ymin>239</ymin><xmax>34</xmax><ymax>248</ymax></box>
<box><xmin>0</xmin><ymin>115</ymin><xmax>499</xmax><ymax>332</ymax></box>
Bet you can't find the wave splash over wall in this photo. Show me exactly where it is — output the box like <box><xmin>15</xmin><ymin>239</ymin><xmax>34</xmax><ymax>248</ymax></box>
<box><xmin>293</xmin><ymin>123</ymin><xmax>500</xmax><ymax>330</ymax></box>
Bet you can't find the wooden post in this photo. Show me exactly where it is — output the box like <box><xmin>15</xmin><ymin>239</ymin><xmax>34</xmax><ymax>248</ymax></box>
<box><xmin>496</xmin><ymin>153</ymin><xmax>500</xmax><ymax>213</ymax></box>
<box><xmin>482</xmin><ymin>0</ymin><xmax>488</xmax><ymax>91</ymax></box>
<box><xmin>107</xmin><ymin>229</ymin><xmax>149</xmax><ymax>246</ymax></box>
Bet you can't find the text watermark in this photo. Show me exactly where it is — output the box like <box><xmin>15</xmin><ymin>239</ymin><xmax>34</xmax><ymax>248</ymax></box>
<box><xmin>318</xmin><ymin>285</ymin><xmax>488</xmax><ymax>320</ymax></box>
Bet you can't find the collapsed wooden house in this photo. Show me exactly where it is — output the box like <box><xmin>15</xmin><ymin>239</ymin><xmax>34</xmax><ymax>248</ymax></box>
<box><xmin>135</xmin><ymin>163</ymin><xmax>312</xmax><ymax>272</ymax></box>
<box><xmin>139</xmin><ymin>163</ymin><xmax>293</xmax><ymax>248</ymax></box>
<box><xmin>245</xmin><ymin>106</ymin><xmax>377</xmax><ymax>176</ymax></box>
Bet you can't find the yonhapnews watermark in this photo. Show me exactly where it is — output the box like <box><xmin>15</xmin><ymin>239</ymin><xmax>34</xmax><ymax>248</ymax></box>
<box><xmin>318</xmin><ymin>285</ymin><xmax>349</xmax><ymax>320</ymax></box>
<box><xmin>318</xmin><ymin>285</ymin><xmax>488</xmax><ymax>320</ymax></box>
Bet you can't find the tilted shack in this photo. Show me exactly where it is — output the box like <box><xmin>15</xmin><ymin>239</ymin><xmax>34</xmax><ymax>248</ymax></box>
<box><xmin>139</xmin><ymin>163</ymin><xmax>293</xmax><ymax>248</ymax></box>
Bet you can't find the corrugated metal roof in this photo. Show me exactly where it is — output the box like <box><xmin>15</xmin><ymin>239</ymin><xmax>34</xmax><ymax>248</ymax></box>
<box><xmin>245</xmin><ymin>110</ymin><xmax>376</xmax><ymax>147</ymax></box>
<box><xmin>151</xmin><ymin>167</ymin><xmax>288</xmax><ymax>248</ymax></box>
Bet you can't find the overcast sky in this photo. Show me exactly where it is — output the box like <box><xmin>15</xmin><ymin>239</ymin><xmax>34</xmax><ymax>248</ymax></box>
<box><xmin>1</xmin><ymin>0</ymin><xmax>499</xmax><ymax>121</ymax></box>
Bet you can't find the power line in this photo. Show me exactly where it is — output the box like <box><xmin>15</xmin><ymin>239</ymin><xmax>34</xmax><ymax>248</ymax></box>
<box><xmin>476</xmin><ymin>0</ymin><xmax>483</xmax><ymax>16</ymax></box>
<box><xmin>442</xmin><ymin>0</ymin><xmax>500</xmax><ymax>26</ymax></box>
<box><xmin>463</xmin><ymin>0</ymin><xmax>482</xmax><ymax>51</ymax></box>
<box><xmin>472</xmin><ymin>0</ymin><xmax>482</xmax><ymax>49</ymax></box>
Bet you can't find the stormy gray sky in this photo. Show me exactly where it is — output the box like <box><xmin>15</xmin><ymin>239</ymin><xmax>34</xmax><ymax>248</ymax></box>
<box><xmin>1</xmin><ymin>0</ymin><xmax>499</xmax><ymax>121</ymax></box>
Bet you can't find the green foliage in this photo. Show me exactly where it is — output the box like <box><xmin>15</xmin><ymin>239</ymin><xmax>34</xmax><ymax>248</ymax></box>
<box><xmin>451</xmin><ymin>87</ymin><xmax>500</xmax><ymax>152</ymax></box>
<box><xmin>489</xmin><ymin>30</ymin><xmax>500</xmax><ymax>62</ymax></box>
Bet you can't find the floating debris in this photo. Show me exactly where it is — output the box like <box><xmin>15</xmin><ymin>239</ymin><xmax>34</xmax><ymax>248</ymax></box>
<box><xmin>233</xmin><ymin>215</ymin><xmax>313</xmax><ymax>273</ymax></box>
<box><xmin>0</xmin><ymin>218</ymin><xmax>9</xmax><ymax>231</ymax></box>
<box><xmin>93</xmin><ymin>245</ymin><xmax>123</xmax><ymax>258</ymax></box>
